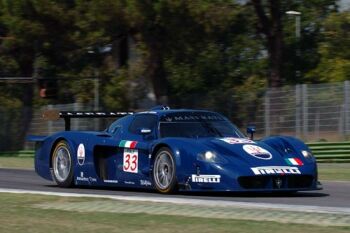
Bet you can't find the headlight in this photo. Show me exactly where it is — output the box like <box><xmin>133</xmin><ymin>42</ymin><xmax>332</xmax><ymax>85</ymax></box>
<box><xmin>301</xmin><ymin>150</ymin><xmax>314</xmax><ymax>160</ymax></box>
<box><xmin>197</xmin><ymin>151</ymin><xmax>227</xmax><ymax>163</ymax></box>
<box><xmin>204</xmin><ymin>151</ymin><xmax>216</xmax><ymax>160</ymax></box>
<box><xmin>197</xmin><ymin>151</ymin><xmax>217</xmax><ymax>163</ymax></box>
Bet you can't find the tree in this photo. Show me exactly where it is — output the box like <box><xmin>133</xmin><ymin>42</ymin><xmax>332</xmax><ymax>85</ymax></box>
<box><xmin>0</xmin><ymin>0</ymin><xmax>78</xmax><ymax>149</ymax></box>
<box><xmin>251</xmin><ymin>0</ymin><xmax>284</xmax><ymax>87</ymax></box>
<box><xmin>282</xmin><ymin>0</ymin><xmax>338</xmax><ymax>84</ymax></box>
<box><xmin>125</xmin><ymin>1</ymin><xmax>264</xmax><ymax>109</ymax></box>
<box><xmin>250</xmin><ymin>0</ymin><xmax>339</xmax><ymax>86</ymax></box>
<box><xmin>306</xmin><ymin>11</ymin><xmax>350</xmax><ymax>82</ymax></box>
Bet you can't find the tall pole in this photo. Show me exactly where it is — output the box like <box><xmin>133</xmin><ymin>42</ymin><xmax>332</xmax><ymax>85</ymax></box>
<box><xmin>295</xmin><ymin>14</ymin><xmax>301</xmax><ymax>80</ymax></box>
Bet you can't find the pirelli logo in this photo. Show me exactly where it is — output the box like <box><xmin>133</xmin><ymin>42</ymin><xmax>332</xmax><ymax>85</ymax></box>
<box><xmin>191</xmin><ymin>175</ymin><xmax>221</xmax><ymax>183</ymax></box>
<box><xmin>251</xmin><ymin>166</ymin><xmax>301</xmax><ymax>175</ymax></box>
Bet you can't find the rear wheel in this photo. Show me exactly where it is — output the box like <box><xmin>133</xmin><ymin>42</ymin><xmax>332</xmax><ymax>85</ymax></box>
<box><xmin>152</xmin><ymin>147</ymin><xmax>177</xmax><ymax>194</ymax></box>
<box><xmin>52</xmin><ymin>140</ymin><xmax>74</xmax><ymax>187</ymax></box>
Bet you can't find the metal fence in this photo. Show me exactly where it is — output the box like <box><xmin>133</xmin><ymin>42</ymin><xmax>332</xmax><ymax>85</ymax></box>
<box><xmin>0</xmin><ymin>102</ymin><xmax>114</xmax><ymax>151</ymax></box>
<box><xmin>1</xmin><ymin>81</ymin><xmax>350</xmax><ymax>151</ymax></box>
<box><xmin>248</xmin><ymin>81</ymin><xmax>350</xmax><ymax>141</ymax></box>
<box><xmin>29</xmin><ymin>103</ymin><xmax>95</xmax><ymax>135</ymax></box>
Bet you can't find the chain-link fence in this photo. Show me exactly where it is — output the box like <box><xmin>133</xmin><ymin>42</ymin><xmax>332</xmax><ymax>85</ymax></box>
<box><xmin>0</xmin><ymin>102</ymin><xmax>115</xmax><ymax>151</ymax></box>
<box><xmin>239</xmin><ymin>81</ymin><xmax>350</xmax><ymax>141</ymax></box>
<box><xmin>1</xmin><ymin>81</ymin><xmax>350</xmax><ymax>151</ymax></box>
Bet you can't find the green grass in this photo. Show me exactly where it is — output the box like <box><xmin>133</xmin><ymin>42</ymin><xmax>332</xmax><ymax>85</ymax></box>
<box><xmin>318</xmin><ymin>163</ymin><xmax>350</xmax><ymax>181</ymax></box>
<box><xmin>0</xmin><ymin>156</ymin><xmax>34</xmax><ymax>169</ymax></box>
<box><xmin>0</xmin><ymin>156</ymin><xmax>349</xmax><ymax>181</ymax></box>
<box><xmin>0</xmin><ymin>193</ymin><xmax>349</xmax><ymax>233</ymax></box>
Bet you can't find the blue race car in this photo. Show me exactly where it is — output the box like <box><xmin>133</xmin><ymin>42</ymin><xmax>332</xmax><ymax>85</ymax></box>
<box><xmin>28</xmin><ymin>106</ymin><xmax>322</xmax><ymax>193</ymax></box>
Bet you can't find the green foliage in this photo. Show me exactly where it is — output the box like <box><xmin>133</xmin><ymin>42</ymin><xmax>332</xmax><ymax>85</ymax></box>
<box><xmin>102</xmin><ymin>68</ymin><xmax>130</xmax><ymax>111</ymax></box>
<box><xmin>0</xmin><ymin>89</ymin><xmax>23</xmax><ymax>151</ymax></box>
<box><xmin>0</xmin><ymin>55</ymin><xmax>19</xmax><ymax>76</ymax></box>
<box><xmin>0</xmin><ymin>0</ymin><xmax>349</xmax><ymax>111</ymax></box>
<box><xmin>0</xmin><ymin>0</ymin><xmax>78</xmax><ymax>74</ymax></box>
<box><xmin>282</xmin><ymin>0</ymin><xmax>339</xmax><ymax>84</ymax></box>
<box><xmin>306</xmin><ymin>11</ymin><xmax>350</xmax><ymax>82</ymax></box>
<box><xmin>0</xmin><ymin>0</ymin><xmax>349</xmax><ymax>150</ymax></box>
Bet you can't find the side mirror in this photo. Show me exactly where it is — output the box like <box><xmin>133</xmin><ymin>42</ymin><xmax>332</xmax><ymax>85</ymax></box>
<box><xmin>140</xmin><ymin>128</ymin><xmax>152</xmax><ymax>134</ymax></box>
<box><xmin>246</xmin><ymin>125</ymin><xmax>256</xmax><ymax>140</ymax></box>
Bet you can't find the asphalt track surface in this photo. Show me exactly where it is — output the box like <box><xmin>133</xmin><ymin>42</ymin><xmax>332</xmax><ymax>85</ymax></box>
<box><xmin>0</xmin><ymin>168</ymin><xmax>349</xmax><ymax>208</ymax></box>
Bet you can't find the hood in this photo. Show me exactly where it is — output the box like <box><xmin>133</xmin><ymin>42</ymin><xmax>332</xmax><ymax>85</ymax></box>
<box><xmin>198</xmin><ymin>137</ymin><xmax>288</xmax><ymax>166</ymax></box>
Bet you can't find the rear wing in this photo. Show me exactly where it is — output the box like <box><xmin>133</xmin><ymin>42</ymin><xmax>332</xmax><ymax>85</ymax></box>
<box><xmin>42</xmin><ymin>109</ymin><xmax>134</xmax><ymax>131</ymax></box>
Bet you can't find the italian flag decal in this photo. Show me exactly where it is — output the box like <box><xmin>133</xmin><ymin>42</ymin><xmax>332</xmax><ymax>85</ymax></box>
<box><xmin>119</xmin><ymin>140</ymin><xmax>138</xmax><ymax>149</ymax></box>
<box><xmin>285</xmin><ymin>158</ymin><xmax>304</xmax><ymax>166</ymax></box>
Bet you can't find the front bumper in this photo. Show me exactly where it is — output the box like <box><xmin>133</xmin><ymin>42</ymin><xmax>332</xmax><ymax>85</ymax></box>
<box><xmin>179</xmin><ymin>174</ymin><xmax>321</xmax><ymax>192</ymax></box>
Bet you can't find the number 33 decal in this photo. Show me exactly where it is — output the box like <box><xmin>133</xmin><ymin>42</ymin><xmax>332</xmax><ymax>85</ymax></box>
<box><xmin>123</xmin><ymin>149</ymin><xmax>138</xmax><ymax>173</ymax></box>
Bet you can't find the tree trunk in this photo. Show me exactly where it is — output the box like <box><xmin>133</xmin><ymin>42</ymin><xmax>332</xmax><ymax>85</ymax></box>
<box><xmin>252</xmin><ymin>0</ymin><xmax>284</xmax><ymax>87</ymax></box>
<box><xmin>19</xmin><ymin>62</ymin><xmax>34</xmax><ymax>150</ymax></box>
<box><xmin>146</xmin><ymin>41</ymin><xmax>168</xmax><ymax>105</ymax></box>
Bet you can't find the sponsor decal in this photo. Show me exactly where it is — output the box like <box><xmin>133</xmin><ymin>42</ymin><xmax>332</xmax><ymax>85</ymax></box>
<box><xmin>76</xmin><ymin>176</ymin><xmax>89</xmax><ymax>182</ymax></box>
<box><xmin>77</xmin><ymin>143</ymin><xmax>85</xmax><ymax>165</ymax></box>
<box><xmin>104</xmin><ymin>180</ymin><xmax>119</xmax><ymax>184</ymax></box>
<box><xmin>251</xmin><ymin>166</ymin><xmax>301</xmax><ymax>175</ymax></box>
<box><xmin>219</xmin><ymin>137</ymin><xmax>255</xmax><ymax>144</ymax></box>
<box><xmin>161</xmin><ymin>113</ymin><xmax>224</xmax><ymax>122</ymax></box>
<box><xmin>124</xmin><ymin>181</ymin><xmax>135</xmax><ymax>185</ymax></box>
<box><xmin>123</xmin><ymin>149</ymin><xmax>138</xmax><ymax>173</ymax></box>
<box><xmin>89</xmin><ymin>177</ymin><xmax>97</xmax><ymax>182</ymax></box>
<box><xmin>77</xmin><ymin>176</ymin><xmax>96</xmax><ymax>183</ymax></box>
<box><xmin>285</xmin><ymin>158</ymin><xmax>304</xmax><ymax>166</ymax></box>
<box><xmin>119</xmin><ymin>140</ymin><xmax>138</xmax><ymax>149</ymax></box>
<box><xmin>191</xmin><ymin>174</ymin><xmax>221</xmax><ymax>183</ymax></box>
<box><xmin>140</xmin><ymin>180</ymin><xmax>152</xmax><ymax>186</ymax></box>
<box><xmin>138</xmin><ymin>111</ymin><xmax>157</xmax><ymax>114</ymax></box>
<box><xmin>243</xmin><ymin>144</ymin><xmax>272</xmax><ymax>160</ymax></box>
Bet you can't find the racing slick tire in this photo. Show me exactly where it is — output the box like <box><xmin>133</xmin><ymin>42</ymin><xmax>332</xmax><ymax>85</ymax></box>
<box><xmin>152</xmin><ymin>147</ymin><xmax>177</xmax><ymax>194</ymax></box>
<box><xmin>51</xmin><ymin>140</ymin><xmax>74</xmax><ymax>187</ymax></box>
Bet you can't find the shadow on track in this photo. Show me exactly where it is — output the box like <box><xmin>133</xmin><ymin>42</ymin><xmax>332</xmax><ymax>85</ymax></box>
<box><xmin>43</xmin><ymin>184</ymin><xmax>329</xmax><ymax>198</ymax></box>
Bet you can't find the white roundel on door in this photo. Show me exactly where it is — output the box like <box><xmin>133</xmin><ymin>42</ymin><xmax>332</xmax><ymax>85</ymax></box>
<box><xmin>242</xmin><ymin>144</ymin><xmax>272</xmax><ymax>160</ymax></box>
<box><xmin>77</xmin><ymin>143</ymin><xmax>85</xmax><ymax>165</ymax></box>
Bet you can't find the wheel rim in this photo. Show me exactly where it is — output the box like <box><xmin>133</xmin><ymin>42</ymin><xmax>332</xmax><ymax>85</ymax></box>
<box><xmin>154</xmin><ymin>151</ymin><xmax>174</xmax><ymax>190</ymax></box>
<box><xmin>53</xmin><ymin>145</ymin><xmax>71</xmax><ymax>182</ymax></box>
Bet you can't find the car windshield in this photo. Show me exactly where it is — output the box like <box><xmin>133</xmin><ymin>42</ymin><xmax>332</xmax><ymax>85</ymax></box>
<box><xmin>159</xmin><ymin>112</ymin><xmax>245</xmax><ymax>138</ymax></box>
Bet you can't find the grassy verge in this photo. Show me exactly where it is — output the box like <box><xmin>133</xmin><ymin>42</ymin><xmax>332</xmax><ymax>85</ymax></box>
<box><xmin>318</xmin><ymin>163</ymin><xmax>350</xmax><ymax>181</ymax></box>
<box><xmin>0</xmin><ymin>156</ymin><xmax>349</xmax><ymax>181</ymax></box>
<box><xmin>0</xmin><ymin>193</ymin><xmax>349</xmax><ymax>233</ymax></box>
<box><xmin>0</xmin><ymin>156</ymin><xmax>34</xmax><ymax>169</ymax></box>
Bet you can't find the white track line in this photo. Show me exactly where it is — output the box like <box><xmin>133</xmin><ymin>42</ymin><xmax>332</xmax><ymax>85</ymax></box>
<box><xmin>1</xmin><ymin>188</ymin><xmax>350</xmax><ymax>215</ymax></box>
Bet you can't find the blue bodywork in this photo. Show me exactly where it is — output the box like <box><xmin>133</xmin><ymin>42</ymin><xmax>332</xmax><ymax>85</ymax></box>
<box><xmin>28</xmin><ymin>109</ymin><xmax>321</xmax><ymax>192</ymax></box>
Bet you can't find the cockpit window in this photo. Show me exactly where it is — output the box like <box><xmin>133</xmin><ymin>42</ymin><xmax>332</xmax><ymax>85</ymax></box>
<box><xmin>129</xmin><ymin>114</ymin><xmax>158</xmax><ymax>134</ymax></box>
<box><xmin>107</xmin><ymin>116</ymin><xmax>129</xmax><ymax>134</ymax></box>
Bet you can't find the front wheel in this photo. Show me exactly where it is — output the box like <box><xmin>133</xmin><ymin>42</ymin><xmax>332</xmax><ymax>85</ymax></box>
<box><xmin>52</xmin><ymin>140</ymin><xmax>74</xmax><ymax>187</ymax></box>
<box><xmin>152</xmin><ymin>147</ymin><xmax>177</xmax><ymax>194</ymax></box>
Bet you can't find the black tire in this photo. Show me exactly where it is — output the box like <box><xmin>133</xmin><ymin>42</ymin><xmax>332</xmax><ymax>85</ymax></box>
<box><xmin>152</xmin><ymin>147</ymin><xmax>177</xmax><ymax>194</ymax></box>
<box><xmin>51</xmin><ymin>140</ymin><xmax>74</xmax><ymax>187</ymax></box>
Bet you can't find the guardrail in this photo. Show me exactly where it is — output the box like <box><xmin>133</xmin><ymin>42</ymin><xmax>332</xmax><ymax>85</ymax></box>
<box><xmin>0</xmin><ymin>150</ymin><xmax>34</xmax><ymax>157</ymax></box>
<box><xmin>307</xmin><ymin>142</ymin><xmax>350</xmax><ymax>163</ymax></box>
<box><xmin>0</xmin><ymin>142</ymin><xmax>350</xmax><ymax>163</ymax></box>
